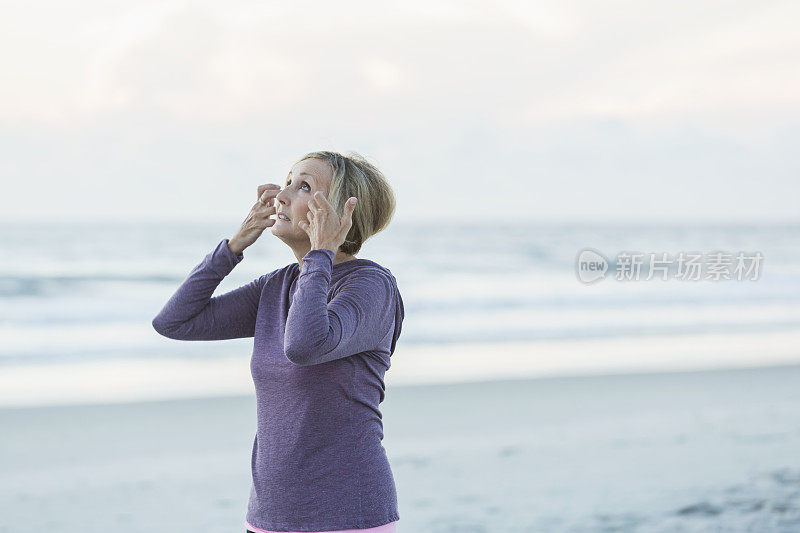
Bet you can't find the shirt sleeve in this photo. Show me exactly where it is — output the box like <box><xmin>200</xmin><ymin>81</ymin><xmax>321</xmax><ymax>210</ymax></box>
<box><xmin>151</xmin><ymin>238</ymin><xmax>269</xmax><ymax>341</ymax></box>
<box><xmin>283</xmin><ymin>249</ymin><xmax>396</xmax><ymax>366</ymax></box>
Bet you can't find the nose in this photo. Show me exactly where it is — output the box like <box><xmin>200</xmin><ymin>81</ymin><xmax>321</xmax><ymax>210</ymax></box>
<box><xmin>275</xmin><ymin>187</ymin><xmax>288</xmax><ymax>205</ymax></box>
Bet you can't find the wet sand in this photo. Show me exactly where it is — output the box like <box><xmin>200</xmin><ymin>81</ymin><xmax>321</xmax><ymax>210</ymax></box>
<box><xmin>2</xmin><ymin>364</ymin><xmax>800</xmax><ymax>532</ymax></box>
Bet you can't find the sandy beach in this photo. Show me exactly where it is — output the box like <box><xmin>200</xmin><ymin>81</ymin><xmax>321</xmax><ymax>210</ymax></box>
<box><xmin>2</xmin><ymin>329</ymin><xmax>800</xmax><ymax>409</ymax></box>
<box><xmin>2</xmin><ymin>363</ymin><xmax>800</xmax><ymax>532</ymax></box>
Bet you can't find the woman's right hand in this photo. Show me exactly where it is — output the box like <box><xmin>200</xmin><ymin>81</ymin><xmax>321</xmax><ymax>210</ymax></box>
<box><xmin>228</xmin><ymin>184</ymin><xmax>282</xmax><ymax>255</ymax></box>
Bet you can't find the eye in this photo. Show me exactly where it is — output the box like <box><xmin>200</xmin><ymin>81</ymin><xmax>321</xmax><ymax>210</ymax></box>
<box><xmin>286</xmin><ymin>179</ymin><xmax>311</xmax><ymax>192</ymax></box>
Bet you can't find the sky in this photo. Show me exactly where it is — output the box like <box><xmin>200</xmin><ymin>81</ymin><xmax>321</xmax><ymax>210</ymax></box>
<box><xmin>1</xmin><ymin>0</ymin><xmax>798</xmax><ymax>224</ymax></box>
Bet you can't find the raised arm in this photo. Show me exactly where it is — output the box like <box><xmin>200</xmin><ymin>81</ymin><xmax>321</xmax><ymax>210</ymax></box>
<box><xmin>283</xmin><ymin>248</ymin><xmax>397</xmax><ymax>366</ymax></box>
<box><xmin>151</xmin><ymin>238</ymin><xmax>270</xmax><ymax>340</ymax></box>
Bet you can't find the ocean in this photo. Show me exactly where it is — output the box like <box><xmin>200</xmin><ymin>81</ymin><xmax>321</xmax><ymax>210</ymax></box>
<box><xmin>1</xmin><ymin>218</ymin><xmax>798</xmax><ymax>368</ymax></box>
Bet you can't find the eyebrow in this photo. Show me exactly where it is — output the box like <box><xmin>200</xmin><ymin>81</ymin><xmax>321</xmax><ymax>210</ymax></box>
<box><xmin>287</xmin><ymin>171</ymin><xmax>316</xmax><ymax>184</ymax></box>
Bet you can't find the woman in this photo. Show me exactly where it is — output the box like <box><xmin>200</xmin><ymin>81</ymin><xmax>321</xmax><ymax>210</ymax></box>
<box><xmin>152</xmin><ymin>151</ymin><xmax>404</xmax><ymax>533</ymax></box>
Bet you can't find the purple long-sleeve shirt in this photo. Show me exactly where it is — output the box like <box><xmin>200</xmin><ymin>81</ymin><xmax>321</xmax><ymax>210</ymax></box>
<box><xmin>152</xmin><ymin>238</ymin><xmax>404</xmax><ymax>531</ymax></box>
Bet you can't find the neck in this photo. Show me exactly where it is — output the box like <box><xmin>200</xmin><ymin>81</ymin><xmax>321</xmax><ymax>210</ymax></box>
<box><xmin>295</xmin><ymin>245</ymin><xmax>356</xmax><ymax>269</ymax></box>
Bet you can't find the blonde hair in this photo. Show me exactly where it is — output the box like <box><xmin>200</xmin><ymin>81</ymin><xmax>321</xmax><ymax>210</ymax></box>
<box><xmin>292</xmin><ymin>151</ymin><xmax>396</xmax><ymax>255</ymax></box>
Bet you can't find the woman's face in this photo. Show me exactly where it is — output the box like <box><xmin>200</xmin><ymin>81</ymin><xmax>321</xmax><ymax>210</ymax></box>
<box><xmin>270</xmin><ymin>157</ymin><xmax>333</xmax><ymax>244</ymax></box>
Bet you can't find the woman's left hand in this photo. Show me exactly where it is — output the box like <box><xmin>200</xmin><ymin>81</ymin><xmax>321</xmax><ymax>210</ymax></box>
<box><xmin>299</xmin><ymin>191</ymin><xmax>358</xmax><ymax>253</ymax></box>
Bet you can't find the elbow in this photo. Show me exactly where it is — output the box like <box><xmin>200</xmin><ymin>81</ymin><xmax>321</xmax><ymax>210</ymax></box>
<box><xmin>283</xmin><ymin>344</ymin><xmax>312</xmax><ymax>366</ymax></box>
<box><xmin>152</xmin><ymin>316</ymin><xmax>174</xmax><ymax>339</ymax></box>
<box><xmin>283</xmin><ymin>337</ymin><xmax>326</xmax><ymax>366</ymax></box>
<box><xmin>283</xmin><ymin>328</ymin><xmax>332</xmax><ymax>366</ymax></box>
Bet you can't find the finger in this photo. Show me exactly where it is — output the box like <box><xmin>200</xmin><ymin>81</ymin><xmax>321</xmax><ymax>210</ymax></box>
<box><xmin>260</xmin><ymin>190</ymin><xmax>280</xmax><ymax>204</ymax></box>
<box><xmin>343</xmin><ymin>197</ymin><xmax>357</xmax><ymax>223</ymax></box>
<box><xmin>257</xmin><ymin>183</ymin><xmax>281</xmax><ymax>199</ymax></box>
<box><xmin>309</xmin><ymin>193</ymin><xmax>323</xmax><ymax>209</ymax></box>
<box><xmin>258</xmin><ymin>185</ymin><xmax>281</xmax><ymax>204</ymax></box>
<box><xmin>257</xmin><ymin>196</ymin><xmax>276</xmax><ymax>209</ymax></box>
<box><xmin>314</xmin><ymin>191</ymin><xmax>333</xmax><ymax>210</ymax></box>
<box><xmin>338</xmin><ymin>197</ymin><xmax>356</xmax><ymax>235</ymax></box>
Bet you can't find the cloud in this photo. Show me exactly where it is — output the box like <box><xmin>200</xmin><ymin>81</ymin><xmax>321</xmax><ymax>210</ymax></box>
<box><xmin>0</xmin><ymin>1</ymin><xmax>798</xmax><ymax>221</ymax></box>
<box><xmin>361</xmin><ymin>58</ymin><xmax>408</xmax><ymax>92</ymax></box>
<box><xmin>1</xmin><ymin>1</ymin><xmax>798</xmax><ymax>127</ymax></box>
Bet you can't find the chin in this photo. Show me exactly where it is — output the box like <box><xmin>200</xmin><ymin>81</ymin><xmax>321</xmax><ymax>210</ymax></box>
<box><xmin>271</xmin><ymin>226</ymin><xmax>300</xmax><ymax>243</ymax></box>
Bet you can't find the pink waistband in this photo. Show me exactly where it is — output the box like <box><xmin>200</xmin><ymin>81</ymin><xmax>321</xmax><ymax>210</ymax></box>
<box><xmin>246</xmin><ymin>520</ymin><xmax>397</xmax><ymax>533</ymax></box>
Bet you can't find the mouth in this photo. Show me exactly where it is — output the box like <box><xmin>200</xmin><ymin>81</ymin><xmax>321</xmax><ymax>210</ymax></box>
<box><xmin>277</xmin><ymin>213</ymin><xmax>291</xmax><ymax>222</ymax></box>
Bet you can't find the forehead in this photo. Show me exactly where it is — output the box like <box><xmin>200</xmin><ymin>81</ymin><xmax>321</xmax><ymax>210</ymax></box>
<box><xmin>290</xmin><ymin>158</ymin><xmax>332</xmax><ymax>182</ymax></box>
